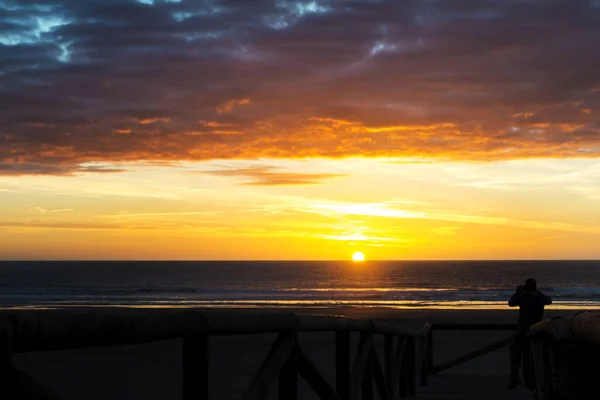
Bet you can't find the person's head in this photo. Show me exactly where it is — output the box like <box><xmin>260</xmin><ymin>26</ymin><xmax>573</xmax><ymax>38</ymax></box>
<box><xmin>524</xmin><ymin>278</ymin><xmax>537</xmax><ymax>292</ymax></box>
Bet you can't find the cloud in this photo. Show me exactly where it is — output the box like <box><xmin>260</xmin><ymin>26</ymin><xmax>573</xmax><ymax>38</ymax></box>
<box><xmin>1</xmin><ymin>0</ymin><xmax>600</xmax><ymax>175</ymax></box>
<box><xmin>138</xmin><ymin>117</ymin><xmax>171</xmax><ymax>125</ymax></box>
<box><xmin>103</xmin><ymin>211</ymin><xmax>219</xmax><ymax>218</ymax></box>
<box><xmin>75</xmin><ymin>165</ymin><xmax>128</xmax><ymax>174</ymax></box>
<box><xmin>216</xmin><ymin>98</ymin><xmax>251</xmax><ymax>114</ymax></box>
<box><xmin>0</xmin><ymin>221</ymin><xmax>122</xmax><ymax>230</ymax></box>
<box><xmin>199</xmin><ymin>165</ymin><xmax>345</xmax><ymax>185</ymax></box>
<box><xmin>0</xmin><ymin>163</ymin><xmax>126</xmax><ymax>176</ymax></box>
<box><xmin>33</xmin><ymin>207</ymin><xmax>74</xmax><ymax>214</ymax></box>
<box><xmin>432</xmin><ymin>226</ymin><xmax>461</xmax><ymax>236</ymax></box>
<box><xmin>302</xmin><ymin>200</ymin><xmax>600</xmax><ymax>234</ymax></box>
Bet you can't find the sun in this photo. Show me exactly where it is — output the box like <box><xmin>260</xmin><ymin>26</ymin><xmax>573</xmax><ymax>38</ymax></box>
<box><xmin>352</xmin><ymin>251</ymin><xmax>365</xmax><ymax>262</ymax></box>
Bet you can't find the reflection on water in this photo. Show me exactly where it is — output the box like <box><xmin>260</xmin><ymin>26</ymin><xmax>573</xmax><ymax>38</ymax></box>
<box><xmin>1</xmin><ymin>260</ymin><xmax>600</xmax><ymax>309</ymax></box>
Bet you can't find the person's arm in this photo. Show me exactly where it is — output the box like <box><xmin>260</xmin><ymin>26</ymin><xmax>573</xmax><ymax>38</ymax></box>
<box><xmin>538</xmin><ymin>291</ymin><xmax>552</xmax><ymax>305</ymax></box>
<box><xmin>508</xmin><ymin>285</ymin><xmax>524</xmax><ymax>307</ymax></box>
<box><xmin>508</xmin><ymin>293</ymin><xmax>520</xmax><ymax>307</ymax></box>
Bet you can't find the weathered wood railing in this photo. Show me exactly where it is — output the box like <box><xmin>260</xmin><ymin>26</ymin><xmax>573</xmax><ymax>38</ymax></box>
<box><xmin>0</xmin><ymin>310</ymin><xmax>431</xmax><ymax>400</ymax></box>
<box><xmin>528</xmin><ymin>312</ymin><xmax>600</xmax><ymax>400</ymax></box>
<box><xmin>421</xmin><ymin>313</ymin><xmax>600</xmax><ymax>400</ymax></box>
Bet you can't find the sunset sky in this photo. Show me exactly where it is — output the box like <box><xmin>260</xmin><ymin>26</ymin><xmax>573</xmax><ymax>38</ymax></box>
<box><xmin>1</xmin><ymin>0</ymin><xmax>600</xmax><ymax>260</ymax></box>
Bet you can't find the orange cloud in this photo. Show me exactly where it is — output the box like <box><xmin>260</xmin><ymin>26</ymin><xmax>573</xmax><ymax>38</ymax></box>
<box><xmin>3</xmin><ymin>0</ymin><xmax>600</xmax><ymax>175</ymax></box>
<box><xmin>559</xmin><ymin>124</ymin><xmax>585</xmax><ymax>132</ymax></box>
<box><xmin>216</xmin><ymin>98</ymin><xmax>251</xmax><ymax>114</ymax></box>
<box><xmin>363</xmin><ymin>122</ymin><xmax>456</xmax><ymax>133</ymax></box>
<box><xmin>197</xmin><ymin>165</ymin><xmax>345</xmax><ymax>186</ymax></box>
<box><xmin>16</xmin><ymin>115</ymin><xmax>590</xmax><ymax>171</ymax></box>
<box><xmin>138</xmin><ymin>118</ymin><xmax>171</xmax><ymax>125</ymax></box>
<box><xmin>201</xmin><ymin>121</ymin><xmax>230</xmax><ymax>127</ymax></box>
<box><xmin>513</xmin><ymin>112</ymin><xmax>536</xmax><ymax>119</ymax></box>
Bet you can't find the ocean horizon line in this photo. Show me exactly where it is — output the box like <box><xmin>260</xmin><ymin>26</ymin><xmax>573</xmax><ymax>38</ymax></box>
<box><xmin>3</xmin><ymin>259</ymin><xmax>600</xmax><ymax>263</ymax></box>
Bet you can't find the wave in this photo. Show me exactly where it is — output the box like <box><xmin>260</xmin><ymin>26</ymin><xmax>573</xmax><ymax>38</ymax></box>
<box><xmin>2</xmin><ymin>285</ymin><xmax>600</xmax><ymax>307</ymax></box>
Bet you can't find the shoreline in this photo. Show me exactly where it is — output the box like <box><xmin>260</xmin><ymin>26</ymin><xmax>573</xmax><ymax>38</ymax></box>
<box><xmin>2</xmin><ymin>303</ymin><xmax>598</xmax><ymax>311</ymax></box>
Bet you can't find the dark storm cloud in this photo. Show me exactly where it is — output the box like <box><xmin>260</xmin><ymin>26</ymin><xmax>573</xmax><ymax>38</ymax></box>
<box><xmin>1</xmin><ymin>0</ymin><xmax>600</xmax><ymax>174</ymax></box>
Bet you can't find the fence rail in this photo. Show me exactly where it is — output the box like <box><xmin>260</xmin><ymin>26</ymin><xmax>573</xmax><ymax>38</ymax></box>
<box><xmin>426</xmin><ymin>322</ymin><xmax>516</xmax><ymax>375</ymax></box>
<box><xmin>430</xmin><ymin>323</ymin><xmax>517</xmax><ymax>331</ymax></box>
<box><xmin>427</xmin><ymin>313</ymin><xmax>600</xmax><ymax>400</ymax></box>
<box><xmin>0</xmin><ymin>309</ymin><xmax>431</xmax><ymax>400</ymax></box>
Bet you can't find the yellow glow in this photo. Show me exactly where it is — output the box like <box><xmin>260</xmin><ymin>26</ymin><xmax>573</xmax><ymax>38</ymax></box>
<box><xmin>3</xmin><ymin>158</ymin><xmax>600</xmax><ymax>260</ymax></box>
<box><xmin>313</xmin><ymin>202</ymin><xmax>424</xmax><ymax>219</ymax></box>
<box><xmin>352</xmin><ymin>252</ymin><xmax>365</xmax><ymax>262</ymax></box>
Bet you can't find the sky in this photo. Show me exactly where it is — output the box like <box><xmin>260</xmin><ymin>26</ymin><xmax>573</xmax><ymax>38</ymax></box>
<box><xmin>1</xmin><ymin>0</ymin><xmax>600</xmax><ymax>260</ymax></box>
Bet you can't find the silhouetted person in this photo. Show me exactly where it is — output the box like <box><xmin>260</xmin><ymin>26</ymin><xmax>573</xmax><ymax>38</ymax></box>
<box><xmin>508</xmin><ymin>277</ymin><xmax>552</xmax><ymax>388</ymax></box>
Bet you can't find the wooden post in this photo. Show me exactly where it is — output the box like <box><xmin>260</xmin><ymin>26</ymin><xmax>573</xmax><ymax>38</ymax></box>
<box><xmin>420</xmin><ymin>352</ymin><xmax>428</xmax><ymax>386</ymax></box>
<box><xmin>350</xmin><ymin>332</ymin><xmax>373</xmax><ymax>400</ymax></box>
<box><xmin>0</xmin><ymin>316</ymin><xmax>13</xmax><ymax>393</ymax></box>
<box><xmin>398</xmin><ymin>361</ymin><xmax>406</xmax><ymax>398</ymax></box>
<box><xmin>419</xmin><ymin>336</ymin><xmax>429</xmax><ymax>387</ymax></box>
<box><xmin>182</xmin><ymin>332</ymin><xmax>209</xmax><ymax>400</ymax></box>
<box><xmin>529</xmin><ymin>335</ymin><xmax>551</xmax><ymax>400</ymax></box>
<box><xmin>362</xmin><ymin>351</ymin><xmax>373</xmax><ymax>400</ymax></box>
<box><xmin>406</xmin><ymin>337</ymin><xmax>416</xmax><ymax>398</ymax></box>
<box><xmin>298</xmin><ymin>348</ymin><xmax>341</xmax><ymax>400</ymax></box>
<box><xmin>336</xmin><ymin>330</ymin><xmax>351</xmax><ymax>400</ymax></box>
<box><xmin>0</xmin><ymin>317</ymin><xmax>12</xmax><ymax>369</ymax></box>
<box><xmin>427</xmin><ymin>329</ymin><xmax>433</xmax><ymax>374</ymax></box>
<box><xmin>384</xmin><ymin>335</ymin><xmax>394</xmax><ymax>396</ymax></box>
<box><xmin>372</xmin><ymin>347</ymin><xmax>392</xmax><ymax>400</ymax></box>
<box><xmin>243</xmin><ymin>330</ymin><xmax>297</xmax><ymax>400</ymax></box>
<box><xmin>395</xmin><ymin>336</ymin><xmax>408</xmax><ymax>398</ymax></box>
<box><xmin>279</xmin><ymin>333</ymin><xmax>298</xmax><ymax>400</ymax></box>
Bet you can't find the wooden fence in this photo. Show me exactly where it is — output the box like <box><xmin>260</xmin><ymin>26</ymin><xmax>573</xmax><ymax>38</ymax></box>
<box><xmin>423</xmin><ymin>313</ymin><xmax>600</xmax><ymax>400</ymax></box>
<box><xmin>528</xmin><ymin>312</ymin><xmax>600</xmax><ymax>400</ymax></box>
<box><xmin>0</xmin><ymin>309</ymin><xmax>431</xmax><ymax>400</ymax></box>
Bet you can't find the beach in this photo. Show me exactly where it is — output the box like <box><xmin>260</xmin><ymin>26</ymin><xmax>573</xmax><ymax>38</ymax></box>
<box><xmin>11</xmin><ymin>307</ymin><xmax>576</xmax><ymax>399</ymax></box>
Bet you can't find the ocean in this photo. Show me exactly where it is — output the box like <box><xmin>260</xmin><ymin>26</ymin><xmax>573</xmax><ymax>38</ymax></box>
<box><xmin>1</xmin><ymin>260</ymin><xmax>600</xmax><ymax>309</ymax></box>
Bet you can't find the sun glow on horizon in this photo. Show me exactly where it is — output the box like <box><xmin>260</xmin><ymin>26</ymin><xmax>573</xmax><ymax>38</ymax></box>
<box><xmin>4</xmin><ymin>157</ymin><xmax>600</xmax><ymax>260</ymax></box>
<box><xmin>352</xmin><ymin>252</ymin><xmax>365</xmax><ymax>262</ymax></box>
